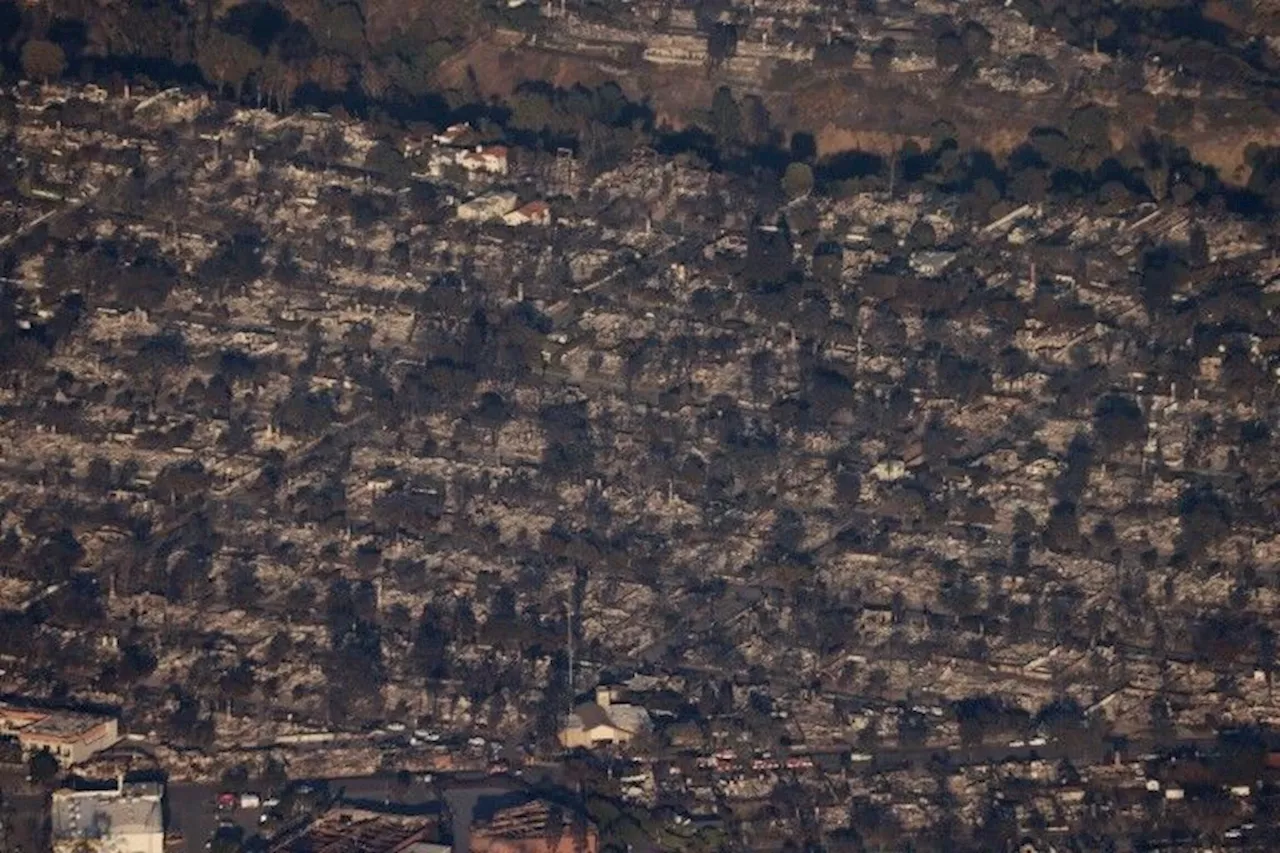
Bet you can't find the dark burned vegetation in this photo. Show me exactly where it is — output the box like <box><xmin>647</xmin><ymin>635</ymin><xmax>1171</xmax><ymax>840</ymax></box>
<box><xmin>0</xmin><ymin>0</ymin><xmax>1278</xmax><ymax>849</ymax></box>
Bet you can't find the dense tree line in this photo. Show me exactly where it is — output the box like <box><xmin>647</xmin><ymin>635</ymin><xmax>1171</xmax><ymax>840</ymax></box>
<box><xmin>1</xmin><ymin>1</ymin><xmax>1276</xmax><ymax>217</ymax></box>
<box><xmin>0</xmin><ymin>0</ymin><xmax>478</xmax><ymax>109</ymax></box>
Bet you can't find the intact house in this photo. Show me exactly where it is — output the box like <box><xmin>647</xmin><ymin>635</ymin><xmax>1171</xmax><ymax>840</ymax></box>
<box><xmin>0</xmin><ymin>703</ymin><xmax>120</xmax><ymax>765</ymax></box>
<box><xmin>433</xmin><ymin>122</ymin><xmax>474</xmax><ymax>147</ymax></box>
<box><xmin>52</xmin><ymin>778</ymin><xmax>164</xmax><ymax>853</ymax></box>
<box><xmin>412</xmin><ymin>132</ymin><xmax>507</xmax><ymax>179</ymax></box>
<box><xmin>558</xmin><ymin>686</ymin><xmax>652</xmax><ymax>750</ymax></box>
<box><xmin>458</xmin><ymin>192</ymin><xmax>520</xmax><ymax>223</ymax></box>
<box><xmin>458</xmin><ymin>145</ymin><xmax>510</xmax><ymax>175</ymax></box>
<box><xmin>503</xmin><ymin>200</ymin><xmax>551</xmax><ymax>227</ymax></box>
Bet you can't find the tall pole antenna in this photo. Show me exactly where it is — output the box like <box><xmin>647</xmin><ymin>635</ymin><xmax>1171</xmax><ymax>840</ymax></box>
<box><xmin>565</xmin><ymin>599</ymin><xmax>574</xmax><ymax>712</ymax></box>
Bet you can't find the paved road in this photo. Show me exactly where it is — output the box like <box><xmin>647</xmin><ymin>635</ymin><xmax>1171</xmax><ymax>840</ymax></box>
<box><xmin>166</xmin><ymin>775</ymin><xmax>437</xmax><ymax>852</ymax></box>
<box><xmin>153</xmin><ymin>732</ymin><xmax>1217</xmax><ymax>851</ymax></box>
<box><xmin>4</xmin><ymin>731</ymin><xmax>1220</xmax><ymax>853</ymax></box>
<box><xmin>5</xmin><ymin>790</ymin><xmax>49</xmax><ymax>851</ymax></box>
<box><xmin>162</xmin><ymin>767</ymin><xmax>566</xmax><ymax>852</ymax></box>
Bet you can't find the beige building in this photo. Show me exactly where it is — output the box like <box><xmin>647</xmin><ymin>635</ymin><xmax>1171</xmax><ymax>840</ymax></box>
<box><xmin>52</xmin><ymin>780</ymin><xmax>164</xmax><ymax>853</ymax></box>
<box><xmin>433</xmin><ymin>122</ymin><xmax>473</xmax><ymax>147</ymax></box>
<box><xmin>0</xmin><ymin>703</ymin><xmax>120</xmax><ymax>765</ymax></box>
<box><xmin>457</xmin><ymin>191</ymin><xmax>519</xmax><ymax>223</ymax></box>
<box><xmin>558</xmin><ymin>687</ymin><xmax>652</xmax><ymax>750</ymax></box>
<box><xmin>503</xmin><ymin>200</ymin><xmax>551</xmax><ymax>227</ymax></box>
<box><xmin>458</xmin><ymin>144</ymin><xmax>509</xmax><ymax>175</ymax></box>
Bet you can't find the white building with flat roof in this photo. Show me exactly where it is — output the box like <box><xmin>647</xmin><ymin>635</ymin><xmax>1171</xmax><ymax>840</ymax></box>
<box><xmin>52</xmin><ymin>779</ymin><xmax>164</xmax><ymax>853</ymax></box>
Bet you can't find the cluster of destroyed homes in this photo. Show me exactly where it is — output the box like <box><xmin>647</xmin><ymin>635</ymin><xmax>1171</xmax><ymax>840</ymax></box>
<box><xmin>0</xmin><ymin>76</ymin><xmax>1278</xmax><ymax>849</ymax></box>
<box><xmin>44</xmin><ymin>767</ymin><xmax>601</xmax><ymax>853</ymax></box>
<box><xmin>9</xmin><ymin>685</ymin><xmax>1280</xmax><ymax>851</ymax></box>
<box><xmin>0</xmin><ymin>694</ymin><xmax>595</xmax><ymax>853</ymax></box>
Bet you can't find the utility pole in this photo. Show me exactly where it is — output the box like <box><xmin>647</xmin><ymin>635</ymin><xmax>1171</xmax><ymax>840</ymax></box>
<box><xmin>564</xmin><ymin>598</ymin><xmax>574</xmax><ymax>714</ymax></box>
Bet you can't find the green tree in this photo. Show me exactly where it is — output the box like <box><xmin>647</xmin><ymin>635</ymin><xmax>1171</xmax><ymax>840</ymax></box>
<box><xmin>317</xmin><ymin>126</ymin><xmax>351</xmax><ymax>168</ymax></box>
<box><xmin>1188</xmin><ymin>224</ymin><xmax>1209</xmax><ymax>268</ymax></box>
<box><xmin>709</xmin><ymin>86</ymin><xmax>742</xmax><ymax>147</ymax></box>
<box><xmin>867</xmin><ymin>667</ymin><xmax>890</xmax><ymax>697</ymax></box>
<box><xmin>197</xmin><ymin>30</ymin><xmax>262</xmax><ymax>99</ymax></box>
<box><xmin>1010</xmin><ymin>165</ymin><xmax>1049</xmax><ymax>202</ymax></box>
<box><xmin>1029</xmin><ymin>128</ymin><xmax>1071</xmax><ymax>168</ymax></box>
<box><xmin>782</xmin><ymin>161</ymin><xmax>814</xmax><ymax>198</ymax></box>
<box><xmin>961</xmin><ymin>21</ymin><xmax>993</xmax><ymax>58</ymax></box>
<box><xmin>870</xmin><ymin>38</ymin><xmax>895</xmax><ymax>72</ymax></box>
<box><xmin>813</xmin><ymin>242</ymin><xmax>843</xmax><ymax>286</ymax></box>
<box><xmin>741</xmin><ymin>94</ymin><xmax>772</xmax><ymax>146</ymax></box>
<box><xmin>364</xmin><ymin>140</ymin><xmax>409</xmax><ymax>187</ymax></box>
<box><xmin>312</xmin><ymin>1</ymin><xmax>366</xmax><ymax>56</ymax></box>
<box><xmin>218</xmin><ymin>660</ymin><xmax>255</xmax><ymax>713</ymax></box>
<box><xmin>27</xmin><ymin>750</ymin><xmax>58</xmax><ymax>787</ymax></box>
<box><xmin>20</xmin><ymin>40</ymin><xmax>66</xmax><ymax>83</ymax></box>
<box><xmin>935</xmin><ymin>31</ymin><xmax>966</xmax><ymax>68</ymax></box>
<box><xmin>707</xmin><ymin>22</ymin><xmax>737</xmax><ymax>64</ymax></box>
<box><xmin>262</xmin><ymin>755</ymin><xmax>289</xmax><ymax>794</ymax></box>
<box><xmin>258</xmin><ymin>50</ymin><xmax>297</xmax><ymax>111</ymax></box>
<box><xmin>208</xmin><ymin>834</ymin><xmax>242</xmax><ymax>853</ymax></box>
<box><xmin>226</xmin><ymin>559</ymin><xmax>260</xmax><ymax>611</ymax></box>
<box><xmin>906</xmin><ymin>219</ymin><xmax>937</xmax><ymax>250</ymax></box>
<box><xmin>1065</xmin><ymin>103</ymin><xmax>1111</xmax><ymax>167</ymax></box>
<box><xmin>220</xmin><ymin>764</ymin><xmax>250</xmax><ymax>793</ymax></box>
<box><xmin>508</xmin><ymin>90</ymin><xmax>555</xmax><ymax>133</ymax></box>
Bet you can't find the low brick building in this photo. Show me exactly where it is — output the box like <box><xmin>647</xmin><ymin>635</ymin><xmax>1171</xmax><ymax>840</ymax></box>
<box><xmin>269</xmin><ymin>807</ymin><xmax>442</xmax><ymax>853</ymax></box>
<box><xmin>0</xmin><ymin>703</ymin><xmax>120</xmax><ymax>766</ymax></box>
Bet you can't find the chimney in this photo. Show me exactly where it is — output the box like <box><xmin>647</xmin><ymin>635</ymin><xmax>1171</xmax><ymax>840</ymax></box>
<box><xmin>595</xmin><ymin>686</ymin><xmax>612</xmax><ymax>708</ymax></box>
